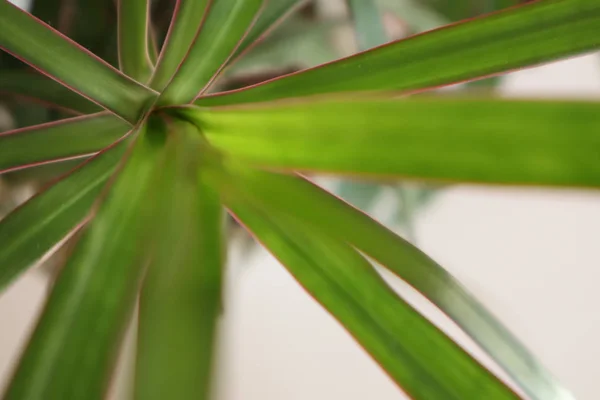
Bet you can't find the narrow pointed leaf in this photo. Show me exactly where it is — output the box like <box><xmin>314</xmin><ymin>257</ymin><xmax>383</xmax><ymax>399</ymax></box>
<box><xmin>228</xmin><ymin>200</ymin><xmax>518</xmax><ymax>400</ymax></box>
<box><xmin>0</xmin><ymin>113</ymin><xmax>129</xmax><ymax>174</ymax></box>
<box><xmin>0</xmin><ymin>1</ymin><xmax>157</xmax><ymax>122</ymax></box>
<box><xmin>118</xmin><ymin>0</ymin><xmax>154</xmax><ymax>82</ymax></box>
<box><xmin>232</xmin><ymin>0</ymin><xmax>307</xmax><ymax>59</ymax></box>
<box><xmin>0</xmin><ymin>138</ymin><xmax>128</xmax><ymax>293</ymax></box>
<box><xmin>196</xmin><ymin>0</ymin><xmax>600</xmax><ymax>106</ymax></box>
<box><xmin>159</xmin><ymin>0</ymin><xmax>265</xmax><ymax>105</ymax></box>
<box><xmin>206</xmin><ymin>164</ymin><xmax>574</xmax><ymax>400</ymax></box>
<box><xmin>3</xmin><ymin>121</ymin><xmax>167</xmax><ymax>400</ymax></box>
<box><xmin>182</xmin><ymin>98</ymin><xmax>600</xmax><ymax>188</ymax></box>
<box><xmin>136</xmin><ymin>121</ymin><xmax>223</xmax><ymax>400</ymax></box>
<box><xmin>348</xmin><ymin>0</ymin><xmax>388</xmax><ymax>50</ymax></box>
<box><xmin>0</xmin><ymin>71</ymin><xmax>102</xmax><ymax>114</ymax></box>
<box><xmin>148</xmin><ymin>0</ymin><xmax>211</xmax><ymax>91</ymax></box>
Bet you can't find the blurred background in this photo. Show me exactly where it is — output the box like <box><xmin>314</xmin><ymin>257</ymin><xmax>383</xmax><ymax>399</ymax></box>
<box><xmin>1</xmin><ymin>0</ymin><xmax>600</xmax><ymax>399</ymax></box>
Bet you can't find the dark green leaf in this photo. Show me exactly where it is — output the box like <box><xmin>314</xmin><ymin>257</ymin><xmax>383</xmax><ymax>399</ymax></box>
<box><xmin>3</xmin><ymin>121</ymin><xmax>167</xmax><ymax>400</ymax></box>
<box><xmin>0</xmin><ymin>113</ymin><xmax>129</xmax><ymax>174</ymax></box>
<box><xmin>228</xmin><ymin>199</ymin><xmax>518</xmax><ymax>400</ymax></box>
<box><xmin>118</xmin><ymin>0</ymin><xmax>154</xmax><ymax>82</ymax></box>
<box><xmin>0</xmin><ymin>71</ymin><xmax>102</xmax><ymax>114</ymax></box>
<box><xmin>159</xmin><ymin>0</ymin><xmax>265</xmax><ymax>105</ymax></box>
<box><xmin>136</xmin><ymin>120</ymin><xmax>223</xmax><ymax>400</ymax></box>
<box><xmin>196</xmin><ymin>0</ymin><xmax>600</xmax><ymax>106</ymax></box>
<box><xmin>0</xmin><ymin>2</ymin><xmax>157</xmax><ymax>123</ymax></box>
<box><xmin>182</xmin><ymin>98</ymin><xmax>600</xmax><ymax>188</ymax></box>
<box><xmin>0</xmin><ymin>138</ymin><xmax>128</xmax><ymax>293</ymax></box>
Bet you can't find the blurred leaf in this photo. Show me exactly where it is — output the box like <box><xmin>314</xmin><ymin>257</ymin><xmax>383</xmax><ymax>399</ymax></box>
<box><xmin>3</xmin><ymin>122</ymin><xmax>166</xmax><ymax>400</ymax></box>
<box><xmin>0</xmin><ymin>71</ymin><xmax>102</xmax><ymax>114</ymax></box>
<box><xmin>0</xmin><ymin>113</ymin><xmax>129</xmax><ymax>174</ymax></box>
<box><xmin>118</xmin><ymin>0</ymin><xmax>153</xmax><ymax>82</ymax></box>
<box><xmin>0</xmin><ymin>1</ymin><xmax>157</xmax><ymax>123</ymax></box>
<box><xmin>182</xmin><ymin>98</ymin><xmax>600</xmax><ymax>188</ymax></box>
<box><xmin>228</xmin><ymin>198</ymin><xmax>518</xmax><ymax>400</ymax></box>
<box><xmin>207</xmin><ymin>164</ymin><xmax>573</xmax><ymax>400</ymax></box>
<box><xmin>229</xmin><ymin>16</ymin><xmax>344</xmax><ymax>73</ymax></box>
<box><xmin>30</xmin><ymin>0</ymin><xmax>65</xmax><ymax>30</ymax></box>
<box><xmin>348</xmin><ymin>0</ymin><xmax>388</xmax><ymax>50</ymax></box>
<box><xmin>149</xmin><ymin>0</ymin><xmax>210</xmax><ymax>92</ymax></box>
<box><xmin>70</xmin><ymin>0</ymin><xmax>120</xmax><ymax>67</ymax></box>
<box><xmin>197</xmin><ymin>0</ymin><xmax>600</xmax><ymax>106</ymax></box>
<box><xmin>336</xmin><ymin>180</ymin><xmax>382</xmax><ymax>211</ymax></box>
<box><xmin>159</xmin><ymin>0</ymin><xmax>264</xmax><ymax>104</ymax></box>
<box><xmin>0</xmin><ymin>138</ymin><xmax>128</xmax><ymax>293</ymax></box>
<box><xmin>136</xmin><ymin>121</ymin><xmax>223</xmax><ymax>400</ymax></box>
<box><xmin>4</xmin><ymin>102</ymin><xmax>49</xmax><ymax>130</ymax></box>
<box><xmin>376</xmin><ymin>0</ymin><xmax>449</xmax><ymax>33</ymax></box>
<box><xmin>233</xmin><ymin>0</ymin><xmax>307</xmax><ymax>59</ymax></box>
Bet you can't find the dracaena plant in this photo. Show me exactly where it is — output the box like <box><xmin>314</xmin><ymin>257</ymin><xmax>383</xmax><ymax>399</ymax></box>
<box><xmin>0</xmin><ymin>0</ymin><xmax>598</xmax><ymax>399</ymax></box>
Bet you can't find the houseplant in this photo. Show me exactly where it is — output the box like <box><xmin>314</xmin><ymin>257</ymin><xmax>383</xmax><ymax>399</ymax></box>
<box><xmin>0</xmin><ymin>0</ymin><xmax>598</xmax><ymax>399</ymax></box>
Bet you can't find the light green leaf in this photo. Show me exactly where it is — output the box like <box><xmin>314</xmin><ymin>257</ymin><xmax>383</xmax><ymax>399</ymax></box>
<box><xmin>232</xmin><ymin>0</ymin><xmax>307</xmax><ymax>60</ymax></box>
<box><xmin>148</xmin><ymin>0</ymin><xmax>211</xmax><ymax>92</ymax></box>
<box><xmin>182</xmin><ymin>98</ymin><xmax>600</xmax><ymax>188</ymax></box>
<box><xmin>0</xmin><ymin>138</ymin><xmax>128</xmax><ymax>294</ymax></box>
<box><xmin>0</xmin><ymin>71</ymin><xmax>102</xmax><ymax>114</ymax></box>
<box><xmin>3</xmin><ymin>121</ymin><xmax>167</xmax><ymax>400</ymax></box>
<box><xmin>136</xmin><ymin>121</ymin><xmax>223</xmax><ymax>400</ymax></box>
<box><xmin>348</xmin><ymin>0</ymin><xmax>388</xmax><ymax>50</ymax></box>
<box><xmin>207</xmin><ymin>164</ymin><xmax>574</xmax><ymax>400</ymax></box>
<box><xmin>159</xmin><ymin>0</ymin><xmax>265</xmax><ymax>105</ymax></box>
<box><xmin>196</xmin><ymin>0</ymin><xmax>600</xmax><ymax>106</ymax></box>
<box><xmin>118</xmin><ymin>0</ymin><xmax>154</xmax><ymax>82</ymax></box>
<box><xmin>228</xmin><ymin>199</ymin><xmax>518</xmax><ymax>400</ymax></box>
<box><xmin>0</xmin><ymin>113</ymin><xmax>129</xmax><ymax>174</ymax></box>
<box><xmin>0</xmin><ymin>1</ymin><xmax>157</xmax><ymax>123</ymax></box>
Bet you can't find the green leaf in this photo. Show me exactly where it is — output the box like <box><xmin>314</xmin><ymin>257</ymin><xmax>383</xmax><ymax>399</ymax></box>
<box><xmin>148</xmin><ymin>0</ymin><xmax>211</xmax><ymax>92</ymax></box>
<box><xmin>0</xmin><ymin>71</ymin><xmax>102</xmax><ymax>114</ymax></box>
<box><xmin>0</xmin><ymin>113</ymin><xmax>129</xmax><ymax>174</ymax></box>
<box><xmin>118</xmin><ymin>0</ymin><xmax>154</xmax><ymax>82</ymax></box>
<box><xmin>0</xmin><ymin>138</ymin><xmax>128</xmax><ymax>294</ymax></box>
<box><xmin>182</xmin><ymin>98</ymin><xmax>600</xmax><ymax>188</ymax></box>
<box><xmin>136</xmin><ymin>121</ymin><xmax>223</xmax><ymax>400</ymax></box>
<box><xmin>206</xmin><ymin>164</ymin><xmax>574</xmax><ymax>400</ymax></box>
<box><xmin>159</xmin><ymin>0</ymin><xmax>265</xmax><ymax>105</ymax></box>
<box><xmin>3</xmin><ymin>121</ymin><xmax>167</xmax><ymax>400</ymax></box>
<box><xmin>196</xmin><ymin>0</ymin><xmax>600</xmax><ymax>106</ymax></box>
<box><xmin>348</xmin><ymin>0</ymin><xmax>388</xmax><ymax>50</ymax></box>
<box><xmin>232</xmin><ymin>0</ymin><xmax>307</xmax><ymax>60</ymax></box>
<box><xmin>0</xmin><ymin>2</ymin><xmax>157</xmax><ymax>123</ymax></box>
<box><xmin>227</xmin><ymin>199</ymin><xmax>518</xmax><ymax>400</ymax></box>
